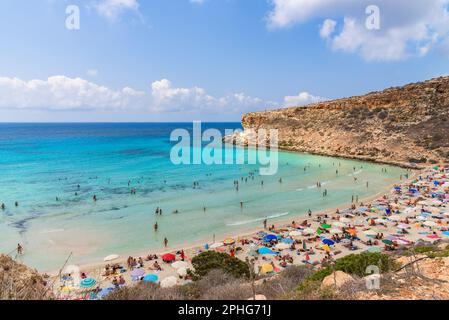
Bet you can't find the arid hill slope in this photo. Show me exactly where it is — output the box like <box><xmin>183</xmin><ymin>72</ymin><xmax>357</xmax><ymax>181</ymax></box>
<box><xmin>0</xmin><ymin>254</ymin><xmax>53</xmax><ymax>300</ymax></box>
<box><xmin>240</xmin><ymin>77</ymin><xmax>449</xmax><ymax>167</ymax></box>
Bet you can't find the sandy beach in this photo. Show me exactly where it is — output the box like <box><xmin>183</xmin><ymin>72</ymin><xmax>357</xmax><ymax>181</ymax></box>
<box><xmin>49</xmin><ymin>163</ymin><xmax>449</xmax><ymax>299</ymax></box>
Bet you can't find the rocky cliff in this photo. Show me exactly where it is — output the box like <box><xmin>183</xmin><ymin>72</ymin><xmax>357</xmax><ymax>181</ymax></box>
<box><xmin>235</xmin><ymin>77</ymin><xmax>449</xmax><ymax>167</ymax></box>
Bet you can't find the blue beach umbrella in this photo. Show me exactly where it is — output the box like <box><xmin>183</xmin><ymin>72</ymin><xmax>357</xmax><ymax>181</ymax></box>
<box><xmin>394</xmin><ymin>186</ymin><xmax>401</xmax><ymax>191</ymax></box>
<box><xmin>80</xmin><ymin>278</ymin><xmax>97</xmax><ymax>289</ymax></box>
<box><xmin>143</xmin><ymin>274</ymin><xmax>159</xmax><ymax>283</ymax></box>
<box><xmin>443</xmin><ymin>231</ymin><xmax>449</xmax><ymax>236</ymax></box>
<box><xmin>258</xmin><ymin>247</ymin><xmax>280</xmax><ymax>255</ymax></box>
<box><xmin>263</xmin><ymin>234</ymin><xmax>278</xmax><ymax>242</ymax></box>
<box><xmin>282</xmin><ymin>238</ymin><xmax>294</xmax><ymax>244</ymax></box>
<box><xmin>322</xmin><ymin>239</ymin><xmax>335</xmax><ymax>246</ymax></box>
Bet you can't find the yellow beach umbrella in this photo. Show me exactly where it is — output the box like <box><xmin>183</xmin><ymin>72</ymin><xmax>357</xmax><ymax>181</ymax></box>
<box><xmin>260</xmin><ymin>263</ymin><xmax>274</xmax><ymax>274</ymax></box>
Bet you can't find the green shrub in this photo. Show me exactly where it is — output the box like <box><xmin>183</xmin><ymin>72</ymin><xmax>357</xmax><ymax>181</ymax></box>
<box><xmin>190</xmin><ymin>251</ymin><xmax>250</xmax><ymax>280</ymax></box>
<box><xmin>333</xmin><ymin>252</ymin><xmax>397</xmax><ymax>276</ymax></box>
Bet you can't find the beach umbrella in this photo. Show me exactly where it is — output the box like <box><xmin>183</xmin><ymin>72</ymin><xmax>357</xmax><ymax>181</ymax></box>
<box><xmin>80</xmin><ymin>278</ymin><xmax>97</xmax><ymax>289</ymax></box>
<box><xmin>364</xmin><ymin>230</ymin><xmax>377</xmax><ymax>237</ymax></box>
<box><xmin>103</xmin><ymin>254</ymin><xmax>119</xmax><ymax>262</ymax></box>
<box><xmin>339</xmin><ymin>217</ymin><xmax>351</xmax><ymax>223</ymax></box>
<box><xmin>302</xmin><ymin>241</ymin><xmax>307</xmax><ymax>250</ymax></box>
<box><xmin>376</xmin><ymin>218</ymin><xmax>388</xmax><ymax>223</ymax></box>
<box><xmin>210</xmin><ymin>242</ymin><xmax>224</xmax><ymax>249</ymax></box>
<box><xmin>367</xmin><ymin>246</ymin><xmax>382</xmax><ymax>253</ymax></box>
<box><xmin>322</xmin><ymin>239</ymin><xmax>335</xmax><ymax>246</ymax></box>
<box><xmin>258</xmin><ymin>247</ymin><xmax>279</xmax><ymax>255</ymax></box>
<box><xmin>416</xmin><ymin>216</ymin><xmax>427</xmax><ymax>221</ymax></box>
<box><xmin>263</xmin><ymin>234</ymin><xmax>278</xmax><ymax>242</ymax></box>
<box><xmin>388</xmin><ymin>216</ymin><xmax>401</xmax><ymax>221</ymax></box>
<box><xmin>423</xmin><ymin>221</ymin><xmax>437</xmax><ymax>227</ymax></box>
<box><xmin>394</xmin><ymin>186</ymin><xmax>401</xmax><ymax>191</ymax></box>
<box><xmin>97</xmin><ymin>287</ymin><xmax>114</xmax><ymax>299</ymax></box>
<box><xmin>282</xmin><ymin>238</ymin><xmax>294</xmax><ymax>244</ymax></box>
<box><xmin>427</xmin><ymin>234</ymin><xmax>440</xmax><ymax>239</ymax></box>
<box><xmin>143</xmin><ymin>274</ymin><xmax>159</xmax><ymax>283</ymax></box>
<box><xmin>396</xmin><ymin>239</ymin><xmax>410</xmax><ymax>245</ymax></box>
<box><xmin>162</xmin><ymin>253</ymin><xmax>176</xmax><ymax>262</ymax></box>
<box><xmin>321</xmin><ymin>224</ymin><xmax>331</xmax><ymax>229</ymax></box>
<box><xmin>223</xmin><ymin>238</ymin><xmax>235</xmax><ymax>246</ymax></box>
<box><xmin>382</xmin><ymin>239</ymin><xmax>394</xmax><ymax>245</ymax></box>
<box><xmin>171</xmin><ymin>261</ymin><xmax>189</xmax><ymax>269</ymax></box>
<box><xmin>330</xmin><ymin>228</ymin><xmax>342</xmax><ymax>234</ymax></box>
<box><xmin>322</xmin><ymin>244</ymin><xmax>331</xmax><ymax>252</ymax></box>
<box><xmin>160</xmin><ymin>276</ymin><xmax>178</xmax><ymax>288</ymax></box>
<box><xmin>442</xmin><ymin>231</ymin><xmax>449</xmax><ymax>236</ymax></box>
<box><xmin>130</xmin><ymin>268</ymin><xmax>145</xmax><ymax>278</ymax></box>
<box><xmin>332</xmin><ymin>221</ymin><xmax>346</xmax><ymax>228</ymax></box>
<box><xmin>289</xmin><ymin>230</ymin><xmax>302</xmax><ymax>237</ymax></box>
<box><xmin>177</xmin><ymin>267</ymin><xmax>188</xmax><ymax>277</ymax></box>
<box><xmin>397</xmin><ymin>224</ymin><xmax>409</xmax><ymax>230</ymax></box>
<box><xmin>275</xmin><ymin>243</ymin><xmax>290</xmax><ymax>250</ymax></box>
<box><xmin>302</xmin><ymin>228</ymin><xmax>315</xmax><ymax>235</ymax></box>
<box><xmin>346</xmin><ymin>228</ymin><xmax>357</xmax><ymax>236</ymax></box>
<box><xmin>260</xmin><ymin>263</ymin><xmax>274</xmax><ymax>274</ymax></box>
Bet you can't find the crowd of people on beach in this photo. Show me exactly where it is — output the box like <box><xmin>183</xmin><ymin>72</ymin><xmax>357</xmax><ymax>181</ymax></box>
<box><xmin>49</xmin><ymin>164</ymin><xmax>448</xmax><ymax>300</ymax></box>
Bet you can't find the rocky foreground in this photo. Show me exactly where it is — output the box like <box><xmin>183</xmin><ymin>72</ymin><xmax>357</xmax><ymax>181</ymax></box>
<box><xmin>0</xmin><ymin>254</ymin><xmax>53</xmax><ymax>300</ymax></box>
<box><xmin>226</xmin><ymin>77</ymin><xmax>449</xmax><ymax>167</ymax></box>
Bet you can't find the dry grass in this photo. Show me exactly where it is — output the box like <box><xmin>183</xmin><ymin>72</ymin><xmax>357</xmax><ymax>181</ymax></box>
<box><xmin>0</xmin><ymin>254</ymin><xmax>53</xmax><ymax>300</ymax></box>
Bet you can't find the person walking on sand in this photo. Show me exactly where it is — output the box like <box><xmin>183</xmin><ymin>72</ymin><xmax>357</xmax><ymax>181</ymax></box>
<box><xmin>164</xmin><ymin>237</ymin><xmax>168</xmax><ymax>247</ymax></box>
<box><xmin>17</xmin><ymin>243</ymin><xmax>23</xmax><ymax>255</ymax></box>
<box><xmin>181</xmin><ymin>249</ymin><xmax>185</xmax><ymax>261</ymax></box>
<box><xmin>263</xmin><ymin>219</ymin><xmax>267</xmax><ymax>229</ymax></box>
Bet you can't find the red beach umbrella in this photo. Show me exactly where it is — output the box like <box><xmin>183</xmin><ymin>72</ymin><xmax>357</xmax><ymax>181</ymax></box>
<box><xmin>162</xmin><ymin>253</ymin><xmax>176</xmax><ymax>262</ymax></box>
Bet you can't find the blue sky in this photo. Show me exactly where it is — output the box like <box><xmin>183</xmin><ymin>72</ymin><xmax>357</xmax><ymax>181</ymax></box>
<box><xmin>0</xmin><ymin>0</ymin><xmax>448</xmax><ymax>122</ymax></box>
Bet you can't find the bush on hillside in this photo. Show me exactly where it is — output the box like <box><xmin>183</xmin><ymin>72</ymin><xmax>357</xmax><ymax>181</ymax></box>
<box><xmin>190</xmin><ymin>251</ymin><xmax>250</xmax><ymax>280</ymax></box>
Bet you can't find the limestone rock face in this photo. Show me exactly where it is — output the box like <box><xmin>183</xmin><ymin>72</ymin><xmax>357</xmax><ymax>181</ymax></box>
<box><xmin>232</xmin><ymin>77</ymin><xmax>449</xmax><ymax>167</ymax></box>
<box><xmin>0</xmin><ymin>254</ymin><xmax>53</xmax><ymax>300</ymax></box>
<box><xmin>321</xmin><ymin>271</ymin><xmax>354</xmax><ymax>290</ymax></box>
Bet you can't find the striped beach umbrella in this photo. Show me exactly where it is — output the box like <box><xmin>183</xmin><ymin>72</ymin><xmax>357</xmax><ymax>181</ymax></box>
<box><xmin>80</xmin><ymin>278</ymin><xmax>97</xmax><ymax>289</ymax></box>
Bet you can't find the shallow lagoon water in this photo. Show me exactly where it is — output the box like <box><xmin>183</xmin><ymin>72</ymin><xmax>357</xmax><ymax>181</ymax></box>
<box><xmin>0</xmin><ymin>123</ymin><xmax>408</xmax><ymax>271</ymax></box>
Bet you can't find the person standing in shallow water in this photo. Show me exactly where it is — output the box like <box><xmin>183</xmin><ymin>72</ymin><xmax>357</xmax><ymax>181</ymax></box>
<box><xmin>164</xmin><ymin>237</ymin><xmax>168</xmax><ymax>247</ymax></box>
<box><xmin>154</xmin><ymin>222</ymin><xmax>158</xmax><ymax>232</ymax></box>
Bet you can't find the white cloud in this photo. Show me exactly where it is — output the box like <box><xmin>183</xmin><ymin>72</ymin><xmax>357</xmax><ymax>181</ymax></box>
<box><xmin>150</xmin><ymin>79</ymin><xmax>272</xmax><ymax>113</ymax></box>
<box><xmin>95</xmin><ymin>0</ymin><xmax>140</xmax><ymax>21</ymax></box>
<box><xmin>283</xmin><ymin>92</ymin><xmax>328</xmax><ymax>107</ymax></box>
<box><xmin>267</xmin><ymin>0</ymin><xmax>449</xmax><ymax>61</ymax></box>
<box><xmin>0</xmin><ymin>75</ymin><xmax>326</xmax><ymax>115</ymax></box>
<box><xmin>0</xmin><ymin>76</ymin><xmax>145</xmax><ymax>110</ymax></box>
<box><xmin>320</xmin><ymin>19</ymin><xmax>337</xmax><ymax>39</ymax></box>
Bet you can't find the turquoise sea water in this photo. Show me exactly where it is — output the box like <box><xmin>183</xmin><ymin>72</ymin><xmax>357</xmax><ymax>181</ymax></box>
<box><xmin>0</xmin><ymin>123</ymin><xmax>407</xmax><ymax>271</ymax></box>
